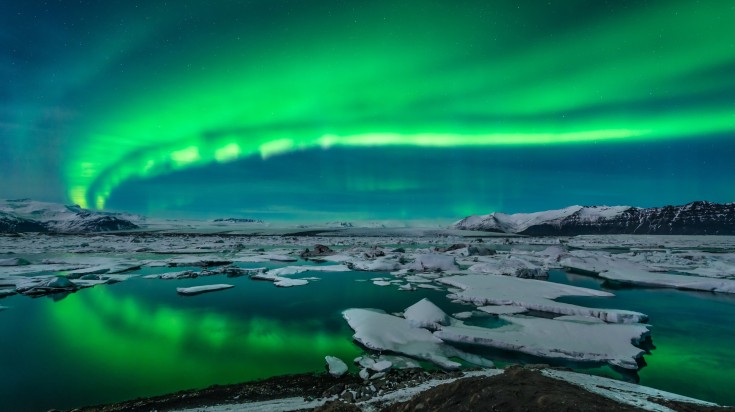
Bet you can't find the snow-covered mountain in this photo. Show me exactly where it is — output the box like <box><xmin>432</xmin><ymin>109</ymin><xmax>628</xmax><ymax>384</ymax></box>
<box><xmin>0</xmin><ymin>199</ymin><xmax>140</xmax><ymax>233</ymax></box>
<box><xmin>454</xmin><ymin>201</ymin><xmax>735</xmax><ymax>235</ymax></box>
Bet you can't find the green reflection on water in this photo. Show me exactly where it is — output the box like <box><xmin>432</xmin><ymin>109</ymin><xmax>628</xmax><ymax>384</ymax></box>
<box><xmin>550</xmin><ymin>270</ymin><xmax>735</xmax><ymax>406</ymax></box>
<box><xmin>43</xmin><ymin>280</ymin><xmax>361</xmax><ymax>407</ymax></box>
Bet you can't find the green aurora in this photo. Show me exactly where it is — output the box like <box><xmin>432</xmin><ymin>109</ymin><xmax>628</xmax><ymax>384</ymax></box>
<box><xmin>2</xmin><ymin>0</ymin><xmax>734</xmax><ymax>218</ymax></box>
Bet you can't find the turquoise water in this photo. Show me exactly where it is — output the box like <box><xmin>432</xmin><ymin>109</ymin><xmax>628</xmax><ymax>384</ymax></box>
<box><xmin>2</xmin><ymin>264</ymin><xmax>734</xmax><ymax>410</ymax></box>
<box><xmin>0</xmin><ymin>265</ymin><xmax>468</xmax><ymax>411</ymax></box>
<box><xmin>549</xmin><ymin>270</ymin><xmax>735</xmax><ymax>406</ymax></box>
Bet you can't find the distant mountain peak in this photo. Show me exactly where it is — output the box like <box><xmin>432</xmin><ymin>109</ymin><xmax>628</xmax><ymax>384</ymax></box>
<box><xmin>454</xmin><ymin>201</ymin><xmax>735</xmax><ymax>236</ymax></box>
<box><xmin>0</xmin><ymin>199</ymin><xmax>139</xmax><ymax>234</ymax></box>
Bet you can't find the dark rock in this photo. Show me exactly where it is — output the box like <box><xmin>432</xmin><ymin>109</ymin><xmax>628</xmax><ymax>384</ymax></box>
<box><xmin>0</xmin><ymin>213</ymin><xmax>48</xmax><ymax>233</ymax></box>
<box><xmin>434</xmin><ymin>244</ymin><xmax>467</xmax><ymax>253</ymax></box>
<box><xmin>467</xmin><ymin>245</ymin><xmax>496</xmax><ymax>256</ymax></box>
<box><xmin>301</xmin><ymin>244</ymin><xmax>335</xmax><ymax>258</ymax></box>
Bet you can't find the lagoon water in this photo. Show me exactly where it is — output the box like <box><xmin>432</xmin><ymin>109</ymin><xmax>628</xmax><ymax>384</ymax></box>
<box><xmin>550</xmin><ymin>270</ymin><xmax>735</xmax><ymax>406</ymax></box>
<box><xmin>2</xmin><ymin>263</ymin><xmax>735</xmax><ymax>410</ymax></box>
<box><xmin>0</xmin><ymin>265</ymin><xmax>467</xmax><ymax>411</ymax></box>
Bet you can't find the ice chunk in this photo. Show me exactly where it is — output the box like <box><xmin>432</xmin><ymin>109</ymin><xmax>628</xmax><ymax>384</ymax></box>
<box><xmin>159</xmin><ymin>270</ymin><xmax>198</xmax><ymax>279</ymax></box>
<box><xmin>435</xmin><ymin>315</ymin><xmax>650</xmax><ymax>370</ymax></box>
<box><xmin>0</xmin><ymin>258</ymin><xmax>30</xmax><ymax>266</ymax></box>
<box><xmin>403</xmin><ymin>298</ymin><xmax>451</xmax><ymax>330</ymax></box>
<box><xmin>563</xmin><ymin>252</ymin><xmax>735</xmax><ymax>293</ymax></box>
<box><xmin>342</xmin><ymin>308</ymin><xmax>493</xmax><ymax>370</ymax></box>
<box><xmin>325</xmin><ymin>356</ymin><xmax>348</xmax><ymax>377</ymax></box>
<box><xmin>468</xmin><ymin>256</ymin><xmax>547</xmax><ymax>279</ymax></box>
<box><xmin>16</xmin><ymin>276</ymin><xmax>79</xmax><ymax>296</ymax></box>
<box><xmin>269</xmin><ymin>264</ymin><xmax>350</xmax><ymax>276</ymax></box>
<box><xmin>370</xmin><ymin>360</ymin><xmax>392</xmax><ymax>372</ymax></box>
<box><xmin>176</xmin><ymin>284</ymin><xmax>234</xmax><ymax>295</ymax></box>
<box><xmin>439</xmin><ymin>274</ymin><xmax>646</xmax><ymax>323</ymax></box>
<box><xmin>377</xmin><ymin>355</ymin><xmax>421</xmax><ymax>370</ymax></box>
<box><xmin>409</xmin><ymin>254</ymin><xmax>458</xmax><ymax>272</ymax></box>
<box><xmin>350</xmin><ymin>257</ymin><xmax>401</xmax><ymax>272</ymax></box>
<box><xmin>274</xmin><ymin>278</ymin><xmax>309</xmax><ymax>287</ymax></box>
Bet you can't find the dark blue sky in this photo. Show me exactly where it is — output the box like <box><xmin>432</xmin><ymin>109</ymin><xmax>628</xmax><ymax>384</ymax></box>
<box><xmin>1</xmin><ymin>0</ymin><xmax>734</xmax><ymax>221</ymax></box>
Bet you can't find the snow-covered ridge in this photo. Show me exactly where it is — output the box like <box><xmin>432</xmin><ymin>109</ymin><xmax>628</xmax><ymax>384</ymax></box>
<box><xmin>0</xmin><ymin>199</ymin><xmax>140</xmax><ymax>233</ymax></box>
<box><xmin>454</xmin><ymin>201</ymin><xmax>735</xmax><ymax>235</ymax></box>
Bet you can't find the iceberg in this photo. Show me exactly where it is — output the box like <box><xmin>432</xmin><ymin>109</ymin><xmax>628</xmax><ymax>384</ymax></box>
<box><xmin>324</xmin><ymin>356</ymin><xmax>348</xmax><ymax>377</ymax></box>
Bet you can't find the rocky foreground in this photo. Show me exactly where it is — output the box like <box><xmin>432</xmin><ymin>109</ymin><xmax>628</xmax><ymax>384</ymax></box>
<box><xmin>74</xmin><ymin>366</ymin><xmax>732</xmax><ymax>412</ymax></box>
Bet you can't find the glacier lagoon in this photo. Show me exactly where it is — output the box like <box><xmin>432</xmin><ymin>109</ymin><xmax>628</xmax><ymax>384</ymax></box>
<box><xmin>1</xmin><ymin>238</ymin><xmax>735</xmax><ymax>410</ymax></box>
<box><xmin>0</xmin><ymin>264</ymin><xmax>468</xmax><ymax>411</ymax></box>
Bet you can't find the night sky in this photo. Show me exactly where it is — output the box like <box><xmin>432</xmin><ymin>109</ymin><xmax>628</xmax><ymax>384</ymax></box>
<box><xmin>2</xmin><ymin>1</ymin><xmax>734</xmax><ymax>221</ymax></box>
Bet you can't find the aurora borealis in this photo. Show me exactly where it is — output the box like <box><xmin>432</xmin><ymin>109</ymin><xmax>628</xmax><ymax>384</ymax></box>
<box><xmin>2</xmin><ymin>1</ymin><xmax>734</xmax><ymax>220</ymax></box>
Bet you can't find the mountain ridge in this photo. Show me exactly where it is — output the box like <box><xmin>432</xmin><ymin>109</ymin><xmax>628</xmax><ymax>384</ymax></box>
<box><xmin>453</xmin><ymin>201</ymin><xmax>735</xmax><ymax>235</ymax></box>
<box><xmin>0</xmin><ymin>199</ymin><xmax>140</xmax><ymax>233</ymax></box>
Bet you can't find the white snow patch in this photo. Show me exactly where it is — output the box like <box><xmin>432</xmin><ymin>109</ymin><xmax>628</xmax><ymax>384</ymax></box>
<box><xmin>542</xmin><ymin>369</ymin><xmax>717</xmax><ymax>411</ymax></box>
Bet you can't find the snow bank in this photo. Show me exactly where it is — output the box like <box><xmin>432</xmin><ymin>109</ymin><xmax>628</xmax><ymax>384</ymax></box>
<box><xmin>325</xmin><ymin>356</ymin><xmax>348</xmax><ymax>377</ymax></box>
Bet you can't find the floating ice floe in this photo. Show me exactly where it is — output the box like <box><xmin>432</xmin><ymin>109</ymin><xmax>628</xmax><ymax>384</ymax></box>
<box><xmin>268</xmin><ymin>264</ymin><xmax>350</xmax><ymax>277</ymax></box>
<box><xmin>249</xmin><ymin>271</ymin><xmax>310</xmax><ymax>287</ymax></box>
<box><xmin>157</xmin><ymin>270</ymin><xmax>199</xmax><ymax>280</ymax></box>
<box><xmin>325</xmin><ymin>356</ymin><xmax>348</xmax><ymax>377</ymax></box>
<box><xmin>409</xmin><ymin>254</ymin><xmax>458</xmax><ymax>272</ymax></box>
<box><xmin>467</xmin><ymin>256</ymin><xmax>547</xmax><ymax>279</ymax></box>
<box><xmin>0</xmin><ymin>257</ymin><xmax>30</xmax><ymax>266</ymax></box>
<box><xmin>16</xmin><ymin>276</ymin><xmax>79</xmax><ymax>296</ymax></box>
<box><xmin>0</xmin><ymin>275</ymin><xmax>25</xmax><ymax>287</ymax></box>
<box><xmin>0</xmin><ymin>288</ymin><xmax>17</xmax><ymax>297</ymax></box>
<box><xmin>274</xmin><ymin>278</ymin><xmax>309</xmax><ymax>287</ymax></box>
<box><xmin>342</xmin><ymin>308</ymin><xmax>494</xmax><ymax>370</ymax></box>
<box><xmin>234</xmin><ymin>254</ymin><xmax>298</xmax><ymax>263</ymax></box>
<box><xmin>177</xmin><ymin>284</ymin><xmax>234</xmax><ymax>295</ymax></box>
<box><xmin>398</xmin><ymin>283</ymin><xmax>416</xmax><ymax>291</ymax></box>
<box><xmin>562</xmin><ymin>252</ymin><xmax>735</xmax><ymax>293</ymax></box>
<box><xmin>349</xmin><ymin>257</ymin><xmax>401</xmax><ymax>272</ymax></box>
<box><xmin>435</xmin><ymin>315</ymin><xmax>650</xmax><ymax>370</ymax></box>
<box><xmin>439</xmin><ymin>274</ymin><xmax>647</xmax><ymax>323</ymax></box>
